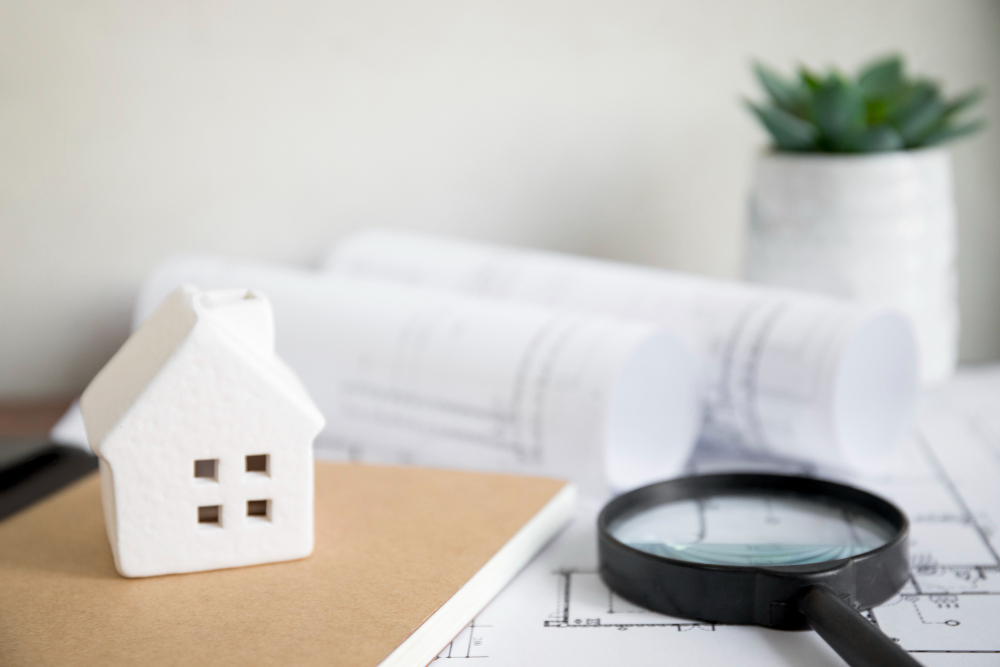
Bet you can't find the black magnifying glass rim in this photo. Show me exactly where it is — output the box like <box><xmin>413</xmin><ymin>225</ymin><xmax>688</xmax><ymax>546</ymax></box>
<box><xmin>597</xmin><ymin>473</ymin><xmax>910</xmax><ymax>630</ymax></box>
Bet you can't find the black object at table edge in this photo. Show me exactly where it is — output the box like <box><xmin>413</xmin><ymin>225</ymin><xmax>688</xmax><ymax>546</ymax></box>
<box><xmin>0</xmin><ymin>439</ymin><xmax>98</xmax><ymax>521</ymax></box>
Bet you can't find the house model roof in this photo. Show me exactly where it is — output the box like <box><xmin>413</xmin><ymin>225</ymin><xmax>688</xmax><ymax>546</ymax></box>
<box><xmin>81</xmin><ymin>285</ymin><xmax>324</xmax><ymax>457</ymax></box>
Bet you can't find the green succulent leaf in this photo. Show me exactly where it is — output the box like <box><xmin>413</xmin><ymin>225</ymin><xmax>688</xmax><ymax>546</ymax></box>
<box><xmin>890</xmin><ymin>81</ymin><xmax>935</xmax><ymax>122</ymax></box>
<box><xmin>798</xmin><ymin>66</ymin><xmax>824</xmax><ymax>92</ymax></box>
<box><xmin>813</xmin><ymin>75</ymin><xmax>866</xmax><ymax>149</ymax></box>
<box><xmin>842</xmin><ymin>126</ymin><xmax>905</xmax><ymax>152</ymax></box>
<box><xmin>894</xmin><ymin>83</ymin><xmax>946</xmax><ymax>145</ymax></box>
<box><xmin>753</xmin><ymin>62</ymin><xmax>804</xmax><ymax>114</ymax></box>
<box><xmin>865</xmin><ymin>98</ymin><xmax>891</xmax><ymax>125</ymax></box>
<box><xmin>747</xmin><ymin>55</ymin><xmax>984</xmax><ymax>152</ymax></box>
<box><xmin>922</xmin><ymin>119</ymin><xmax>986</xmax><ymax>146</ymax></box>
<box><xmin>746</xmin><ymin>101</ymin><xmax>818</xmax><ymax>151</ymax></box>
<box><xmin>944</xmin><ymin>88</ymin><xmax>984</xmax><ymax>118</ymax></box>
<box><xmin>857</xmin><ymin>55</ymin><xmax>903</xmax><ymax>98</ymax></box>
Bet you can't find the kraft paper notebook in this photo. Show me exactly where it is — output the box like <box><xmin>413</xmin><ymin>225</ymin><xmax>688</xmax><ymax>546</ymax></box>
<box><xmin>0</xmin><ymin>461</ymin><xmax>575</xmax><ymax>666</ymax></box>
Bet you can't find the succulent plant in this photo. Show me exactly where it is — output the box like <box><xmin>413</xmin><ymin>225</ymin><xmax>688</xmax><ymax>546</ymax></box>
<box><xmin>747</xmin><ymin>55</ymin><xmax>984</xmax><ymax>152</ymax></box>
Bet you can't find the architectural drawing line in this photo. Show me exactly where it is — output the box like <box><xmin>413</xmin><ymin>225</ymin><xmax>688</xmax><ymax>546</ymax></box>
<box><xmin>545</xmin><ymin>569</ymin><xmax>715</xmax><ymax>630</ymax></box>
<box><xmin>916</xmin><ymin>429</ymin><xmax>1000</xmax><ymax>567</ymax></box>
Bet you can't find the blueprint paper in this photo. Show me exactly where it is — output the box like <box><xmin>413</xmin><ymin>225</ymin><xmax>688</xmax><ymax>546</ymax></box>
<box><xmin>326</xmin><ymin>230</ymin><xmax>919</xmax><ymax>472</ymax></box>
<box><xmin>122</xmin><ymin>256</ymin><xmax>700</xmax><ymax>495</ymax></box>
<box><xmin>434</xmin><ymin>367</ymin><xmax>1000</xmax><ymax>666</ymax></box>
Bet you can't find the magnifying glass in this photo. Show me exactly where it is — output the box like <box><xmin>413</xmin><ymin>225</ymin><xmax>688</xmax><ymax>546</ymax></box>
<box><xmin>598</xmin><ymin>474</ymin><xmax>921</xmax><ymax>667</ymax></box>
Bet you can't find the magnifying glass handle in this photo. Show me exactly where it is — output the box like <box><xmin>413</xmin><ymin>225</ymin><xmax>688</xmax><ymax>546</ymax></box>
<box><xmin>797</xmin><ymin>586</ymin><xmax>922</xmax><ymax>667</ymax></box>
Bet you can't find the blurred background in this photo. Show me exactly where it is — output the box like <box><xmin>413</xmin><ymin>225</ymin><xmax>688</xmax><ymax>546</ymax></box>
<box><xmin>1</xmin><ymin>0</ymin><xmax>998</xmax><ymax>400</ymax></box>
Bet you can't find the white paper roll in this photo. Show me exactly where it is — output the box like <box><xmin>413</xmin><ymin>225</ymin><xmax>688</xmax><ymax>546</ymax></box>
<box><xmin>134</xmin><ymin>255</ymin><xmax>701</xmax><ymax>494</ymax></box>
<box><xmin>324</xmin><ymin>230</ymin><xmax>919</xmax><ymax>471</ymax></box>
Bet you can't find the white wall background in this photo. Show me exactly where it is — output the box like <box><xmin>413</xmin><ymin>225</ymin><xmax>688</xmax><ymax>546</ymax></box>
<box><xmin>1</xmin><ymin>0</ymin><xmax>998</xmax><ymax>399</ymax></box>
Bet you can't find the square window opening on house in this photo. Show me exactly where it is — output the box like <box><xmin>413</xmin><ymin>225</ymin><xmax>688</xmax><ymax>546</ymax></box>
<box><xmin>198</xmin><ymin>505</ymin><xmax>221</xmax><ymax>527</ymax></box>
<box><xmin>246</xmin><ymin>454</ymin><xmax>269</xmax><ymax>475</ymax></box>
<box><xmin>194</xmin><ymin>458</ymin><xmax>218</xmax><ymax>481</ymax></box>
<box><xmin>247</xmin><ymin>499</ymin><xmax>271</xmax><ymax>523</ymax></box>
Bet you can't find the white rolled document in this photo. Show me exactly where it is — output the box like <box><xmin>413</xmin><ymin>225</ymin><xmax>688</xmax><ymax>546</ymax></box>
<box><xmin>324</xmin><ymin>230</ymin><xmax>919</xmax><ymax>472</ymax></box>
<box><xmin>134</xmin><ymin>256</ymin><xmax>701</xmax><ymax>495</ymax></box>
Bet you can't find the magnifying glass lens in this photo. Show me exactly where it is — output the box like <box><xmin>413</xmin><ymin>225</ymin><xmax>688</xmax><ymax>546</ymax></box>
<box><xmin>599</xmin><ymin>474</ymin><xmax>920</xmax><ymax>667</ymax></box>
<box><xmin>609</xmin><ymin>493</ymin><xmax>897</xmax><ymax>566</ymax></box>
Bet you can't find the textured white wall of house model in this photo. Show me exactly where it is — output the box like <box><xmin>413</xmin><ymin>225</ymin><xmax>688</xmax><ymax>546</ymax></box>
<box><xmin>1</xmin><ymin>0</ymin><xmax>998</xmax><ymax>398</ymax></box>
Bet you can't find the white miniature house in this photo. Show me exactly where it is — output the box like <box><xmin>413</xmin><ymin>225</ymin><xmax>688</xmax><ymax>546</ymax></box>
<box><xmin>80</xmin><ymin>285</ymin><xmax>325</xmax><ymax>578</ymax></box>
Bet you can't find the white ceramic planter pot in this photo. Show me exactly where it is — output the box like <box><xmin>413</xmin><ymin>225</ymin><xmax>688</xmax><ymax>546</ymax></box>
<box><xmin>746</xmin><ymin>148</ymin><xmax>957</xmax><ymax>385</ymax></box>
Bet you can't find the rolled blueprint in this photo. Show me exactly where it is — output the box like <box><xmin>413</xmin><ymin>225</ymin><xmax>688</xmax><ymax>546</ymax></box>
<box><xmin>324</xmin><ymin>230</ymin><xmax>920</xmax><ymax>472</ymax></box>
<box><xmin>133</xmin><ymin>256</ymin><xmax>701</xmax><ymax>494</ymax></box>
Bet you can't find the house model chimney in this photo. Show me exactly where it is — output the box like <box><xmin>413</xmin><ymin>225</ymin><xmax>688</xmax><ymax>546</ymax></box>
<box><xmin>80</xmin><ymin>285</ymin><xmax>325</xmax><ymax>577</ymax></box>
